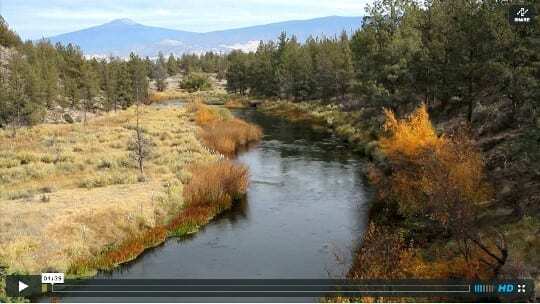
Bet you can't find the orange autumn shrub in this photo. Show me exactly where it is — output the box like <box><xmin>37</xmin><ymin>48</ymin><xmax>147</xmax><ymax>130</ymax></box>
<box><xmin>350</xmin><ymin>223</ymin><xmax>494</xmax><ymax>282</ymax></box>
<box><xmin>378</xmin><ymin>104</ymin><xmax>491</xmax><ymax>229</ymax></box>
<box><xmin>347</xmin><ymin>104</ymin><xmax>497</xmax><ymax>296</ymax></box>
<box><xmin>379</xmin><ymin>104</ymin><xmax>441</xmax><ymax>158</ymax></box>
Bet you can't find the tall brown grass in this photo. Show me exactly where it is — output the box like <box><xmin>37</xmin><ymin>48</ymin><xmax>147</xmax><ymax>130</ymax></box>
<box><xmin>190</xmin><ymin>102</ymin><xmax>262</xmax><ymax>156</ymax></box>
<box><xmin>184</xmin><ymin>160</ymin><xmax>248</xmax><ymax>209</ymax></box>
<box><xmin>224</xmin><ymin>98</ymin><xmax>249</xmax><ymax>109</ymax></box>
<box><xmin>148</xmin><ymin>91</ymin><xmax>185</xmax><ymax>103</ymax></box>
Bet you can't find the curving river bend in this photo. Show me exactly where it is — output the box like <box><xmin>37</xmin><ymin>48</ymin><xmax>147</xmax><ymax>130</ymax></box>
<box><xmin>56</xmin><ymin>105</ymin><xmax>371</xmax><ymax>302</ymax></box>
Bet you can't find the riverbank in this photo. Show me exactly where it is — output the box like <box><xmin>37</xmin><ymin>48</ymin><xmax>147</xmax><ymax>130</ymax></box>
<box><xmin>258</xmin><ymin>101</ymin><xmax>385</xmax><ymax>162</ymax></box>
<box><xmin>0</xmin><ymin>100</ymin><xmax>262</xmax><ymax>301</ymax></box>
<box><xmin>259</xmin><ymin>99</ymin><xmax>540</xmax><ymax>300</ymax></box>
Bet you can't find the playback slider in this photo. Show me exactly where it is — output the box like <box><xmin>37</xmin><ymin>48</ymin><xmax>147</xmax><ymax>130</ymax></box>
<box><xmin>38</xmin><ymin>279</ymin><xmax>533</xmax><ymax>298</ymax></box>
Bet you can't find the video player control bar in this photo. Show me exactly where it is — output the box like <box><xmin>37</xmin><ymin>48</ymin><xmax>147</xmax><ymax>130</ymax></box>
<box><xmin>6</xmin><ymin>277</ymin><xmax>535</xmax><ymax>299</ymax></box>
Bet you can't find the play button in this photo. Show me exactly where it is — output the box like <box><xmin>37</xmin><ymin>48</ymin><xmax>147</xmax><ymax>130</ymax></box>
<box><xmin>18</xmin><ymin>281</ymin><xmax>29</xmax><ymax>292</ymax></box>
<box><xmin>6</xmin><ymin>275</ymin><xmax>42</xmax><ymax>297</ymax></box>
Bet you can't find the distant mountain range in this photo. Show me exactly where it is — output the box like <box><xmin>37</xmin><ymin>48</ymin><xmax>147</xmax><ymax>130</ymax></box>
<box><xmin>45</xmin><ymin>16</ymin><xmax>362</xmax><ymax>57</ymax></box>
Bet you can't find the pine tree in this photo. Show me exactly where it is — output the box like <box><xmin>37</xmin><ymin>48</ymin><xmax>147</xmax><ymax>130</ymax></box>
<box><xmin>0</xmin><ymin>16</ymin><xmax>22</xmax><ymax>48</ymax></box>
<box><xmin>226</xmin><ymin>50</ymin><xmax>250</xmax><ymax>95</ymax></box>
<box><xmin>167</xmin><ymin>53</ymin><xmax>179</xmax><ymax>76</ymax></box>
<box><xmin>336</xmin><ymin>31</ymin><xmax>354</xmax><ymax>100</ymax></box>
<box><xmin>154</xmin><ymin>52</ymin><xmax>168</xmax><ymax>92</ymax></box>
<box><xmin>3</xmin><ymin>53</ymin><xmax>42</xmax><ymax>135</ymax></box>
<box><xmin>116</xmin><ymin>62</ymin><xmax>132</xmax><ymax>109</ymax></box>
<box><xmin>80</xmin><ymin>61</ymin><xmax>99</xmax><ymax>124</ymax></box>
<box><xmin>250</xmin><ymin>41</ymin><xmax>278</xmax><ymax>97</ymax></box>
<box><xmin>129</xmin><ymin>53</ymin><xmax>149</xmax><ymax>103</ymax></box>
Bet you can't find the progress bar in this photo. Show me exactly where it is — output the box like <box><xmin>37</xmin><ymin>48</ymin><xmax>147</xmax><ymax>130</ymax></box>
<box><xmin>41</xmin><ymin>279</ymin><xmax>532</xmax><ymax>298</ymax></box>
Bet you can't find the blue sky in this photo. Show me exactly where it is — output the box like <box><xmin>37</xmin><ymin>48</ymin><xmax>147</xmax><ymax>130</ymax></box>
<box><xmin>0</xmin><ymin>0</ymin><xmax>372</xmax><ymax>39</ymax></box>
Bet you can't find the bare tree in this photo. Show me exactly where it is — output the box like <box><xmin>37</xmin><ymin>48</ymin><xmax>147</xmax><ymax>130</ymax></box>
<box><xmin>128</xmin><ymin>87</ymin><xmax>152</xmax><ymax>176</ymax></box>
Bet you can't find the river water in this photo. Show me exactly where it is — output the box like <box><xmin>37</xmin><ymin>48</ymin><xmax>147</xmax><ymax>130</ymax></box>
<box><xmin>54</xmin><ymin>105</ymin><xmax>371</xmax><ymax>302</ymax></box>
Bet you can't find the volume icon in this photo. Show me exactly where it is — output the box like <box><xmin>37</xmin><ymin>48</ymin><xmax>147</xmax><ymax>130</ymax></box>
<box><xmin>474</xmin><ymin>284</ymin><xmax>494</xmax><ymax>293</ymax></box>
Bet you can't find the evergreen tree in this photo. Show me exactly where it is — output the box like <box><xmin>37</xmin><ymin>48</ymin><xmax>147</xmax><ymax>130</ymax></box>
<box><xmin>80</xmin><ymin>61</ymin><xmax>99</xmax><ymax>124</ymax></box>
<box><xmin>166</xmin><ymin>53</ymin><xmax>179</xmax><ymax>76</ymax></box>
<box><xmin>129</xmin><ymin>53</ymin><xmax>149</xmax><ymax>102</ymax></box>
<box><xmin>2</xmin><ymin>53</ymin><xmax>45</xmax><ymax>135</ymax></box>
<box><xmin>250</xmin><ymin>41</ymin><xmax>278</xmax><ymax>97</ymax></box>
<box><xmin>154</xmin><ymin>52</ymin><xmax>168</xmax><ymax>92</ymax></box>
<box><xmin>116</xmin><ymin>62</ymin><xmax>133</xmax><ymax>109</ymax></box>
<box><xmin>226</xmin><ymin>50</ymin><xmax>250</xmax><ymax>95</ymax></box>
<box><xmin>336</xmin><ymin>31</ymin><xmax>354</xmax><ymax>100</ymax></box>
<box><xmin>0</xmin><ymin>15</ymin><xmax>22</xmax><ymax>47</ymax></box>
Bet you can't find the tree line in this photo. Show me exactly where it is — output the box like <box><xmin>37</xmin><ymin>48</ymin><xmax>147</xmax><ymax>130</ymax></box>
<box><xmin>0</xmin><ymin>18</ymin><xmax>159</xmax><ymax>131</ymax></box>
<box><xmin>1</xmin><ymin>12</ymin><xmax>229</xmax><ymax>133</ymax></box>
<box><xmin>2</xmin><ymin>0</ymin><xmax>539</xmax><ymax>130</ymax></box>
<box><xmin>226</xmin><ymin>31</ymin><xmax>354</xmax><ymax>101</ymax></box>
<box><xmin>225</xmin><ymin>0</ymin><xmax>539</xmax><ymax>124</ymax></box>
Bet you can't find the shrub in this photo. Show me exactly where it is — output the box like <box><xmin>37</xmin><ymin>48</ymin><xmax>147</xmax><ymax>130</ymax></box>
<box><xmin>97</xmin><ymin>159</ymin><xmax>115</xmax><ymax>170</ymax></box>
<box><xmin>350</xmin><ymin>223</ymin><xmax>494</xmax><ymax>285</ymax></box>
<box><xmin>40</xmin><ymin>154</ymin><xmax>55</xmax><ymax>164</ymax></box>
<box><xmin>379</xmin><ymin>104</ymin><xmax>491</xmax><ymax>234</ymax></box>
<box><xmin>371</xmin><ymin>105</ymin><xmax>503</xmax><ymax>281</ymax></box>
<box><xmin>7</xmin><ymin>189</ymin><xmax>35</xmax><ymax>200</ymax></box>
<box><xmin>63</xmin><ymin>113</ymin><xmax>74</xmax><ymax>124</ymax></box>
<box><xmin>78</xmin><ymin>172</ymin><xmax>137</xmax><ymax>189</ymax></box>
<box><xmin>379</xmin><ymin>105</ymin><xmax>440</xmax><ymax>158</ymax></box>
<box><xmin>16</xmin><ymin>152</ymin><xmax>38</xmax><ymax>165</ymax></box>
<box><xmin>180</xmin><ymin>74</ymin><xmax>212</xmax><ymax>92</ymax></box>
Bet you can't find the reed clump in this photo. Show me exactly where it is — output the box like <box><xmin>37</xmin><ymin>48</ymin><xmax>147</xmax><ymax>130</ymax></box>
<box><xmin>148</xmin><ymin>91</ymin><xmax>185</xmax><ymax>103</ymax></box>
<box><xmin>184</xmin><ymin>160</ymin><xmax>248</xmax><ymax>209</ymax></box>
<box><xmin>190</xmin><ymin>102</ymin><xmax>262</xmax><ymax>156</ymax></box>
<box><xmin>224</xmin><ymin>98</ymin><xmax>249</xmax><ymax>109</ymax></box>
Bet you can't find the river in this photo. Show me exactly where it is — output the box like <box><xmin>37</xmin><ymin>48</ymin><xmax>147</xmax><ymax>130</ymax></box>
<box><xmin>54</xmin><ymin>104</ymin><xmax>371</xmax><ymax>302</ymax></box>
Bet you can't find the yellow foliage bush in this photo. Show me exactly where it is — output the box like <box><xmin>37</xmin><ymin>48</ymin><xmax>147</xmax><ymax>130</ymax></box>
<box><xmin>350</xmin><ymin>223</ymin><xmax>494</xmax><ymax>283</ymax></box>
<box><xmin>379</xmin><ymin>104</ymin><xmax>491</xmax><ymax>229</ymax></box>
<box><xmin>379</xmin><ymin>104</ymin><xmax>441</xmax><ymax>158</ymax></box>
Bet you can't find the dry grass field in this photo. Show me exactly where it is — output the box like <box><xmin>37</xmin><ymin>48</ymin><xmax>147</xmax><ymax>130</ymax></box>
<box><xmin>0</xmin><ymin>105</ymin><xmax>218</xmax><ymax>274</ymax></box>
